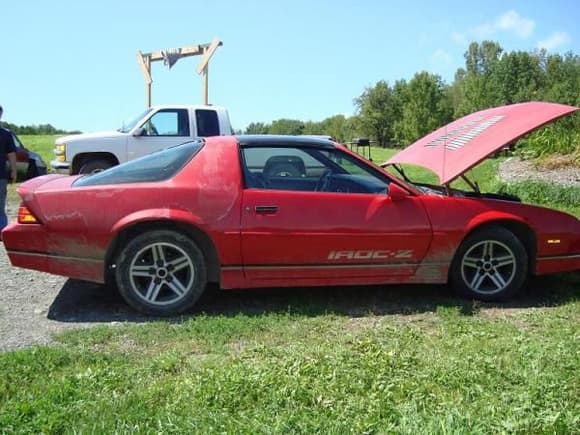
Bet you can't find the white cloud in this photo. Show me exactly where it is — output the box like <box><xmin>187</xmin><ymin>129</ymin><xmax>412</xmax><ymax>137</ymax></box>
<box><xmin>537</xmin><ymin>31</ymin><xmax>571</xmax><ymax>50</ymax></box>
<box><xmin>470</xmin><ymin>10</ymin><xmax>535</xmax><ymax>40</ymax></box>
<box><xmin>496</xmin><ymin>10</ymin><xmax>535</xmax><ymax>38</ymax></box>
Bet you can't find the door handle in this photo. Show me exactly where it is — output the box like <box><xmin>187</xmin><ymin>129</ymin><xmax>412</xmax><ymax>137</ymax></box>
<box><xmin>254</xmin><ymin>205</ymin><xmax>278</xmax><ymax>214</ymax></box>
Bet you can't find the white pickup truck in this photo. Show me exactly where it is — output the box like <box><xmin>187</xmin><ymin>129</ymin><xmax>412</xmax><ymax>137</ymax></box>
<box><xmin>51</xmin><ymin>105</ymin><xmax>233</xmax><ymax>174</ymax></box>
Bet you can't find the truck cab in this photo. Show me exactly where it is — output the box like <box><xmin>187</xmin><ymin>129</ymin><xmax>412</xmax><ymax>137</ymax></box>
<box><xmin>52</xmin><ymin>105</ymin><xmax>232</xmax><ymax>174</ymax></box>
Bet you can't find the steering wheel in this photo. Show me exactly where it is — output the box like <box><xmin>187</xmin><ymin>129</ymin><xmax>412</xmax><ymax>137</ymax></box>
<box><xmin>315</xmin><ymin>170</ymin><xmax>332</xmax><ymax>192</ymax></box>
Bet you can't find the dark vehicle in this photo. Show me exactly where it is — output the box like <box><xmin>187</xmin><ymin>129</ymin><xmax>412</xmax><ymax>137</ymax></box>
<box><xmin>5</xmin><ymin>132</ymin><xmax>48</xmax><ymax>181</ymax></box>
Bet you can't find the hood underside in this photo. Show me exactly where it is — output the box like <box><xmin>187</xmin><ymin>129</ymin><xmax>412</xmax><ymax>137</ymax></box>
<box><xmin>385</xmin><ymin>102</ymin><xmax>579</xmax><ymax>184</ymax></box>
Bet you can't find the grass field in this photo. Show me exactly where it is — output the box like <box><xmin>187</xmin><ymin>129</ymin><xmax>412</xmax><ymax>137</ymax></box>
<box><xmin>1</xmin><ymin>282</ymin><xmax>579</xmax><ymax>433</ymax></box>
<box><xmin>2</xmin><ymin>136</ymin><xmax>579</xmax><ymax>433</ymax></box>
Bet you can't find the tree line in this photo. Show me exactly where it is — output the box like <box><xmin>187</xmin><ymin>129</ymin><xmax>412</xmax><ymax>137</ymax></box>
<box><xmin>2</xmin><ymin>122</ymin><xmax>80</xmax><ymax>135</ymax></box>
<box><xmin>245</xmin><ymin>41</ymin><xmax>579</xmax><ymax>152</ymax></box>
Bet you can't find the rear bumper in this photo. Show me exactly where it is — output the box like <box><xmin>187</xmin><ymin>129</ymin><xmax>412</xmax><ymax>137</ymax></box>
<box><xmin>535</xmin><ymin>253</ymin><xmax>580</xmax><ymax>275</ymax></box>
<box><xmin>2</xmin><ymin>223</ymin><xmax>105</xmax><ymax>283</ymax></box>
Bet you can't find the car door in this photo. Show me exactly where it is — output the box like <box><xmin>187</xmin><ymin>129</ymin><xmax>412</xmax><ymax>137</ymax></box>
<box><xmin>240</xmin><ymin>143</ymin><xmax>433</xmax><ymax>286</ymax></box>
<box><xmin>127</xmin><ymin>108</ymin><xmax>191</xmax><ymax>160</ymax></box>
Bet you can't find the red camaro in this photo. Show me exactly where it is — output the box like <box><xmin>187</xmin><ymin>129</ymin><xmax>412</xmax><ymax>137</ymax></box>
<box><xmin>2</xmin><ymin>102</ymin><xmax>579</xmax><ymax>315</ymax></box>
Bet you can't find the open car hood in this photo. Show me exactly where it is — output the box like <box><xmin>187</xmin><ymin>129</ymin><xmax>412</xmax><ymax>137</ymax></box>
<box><xmin>385</xmin><ymin>102</ymin><xmax>579</xmax><ymax>185</ymax></box>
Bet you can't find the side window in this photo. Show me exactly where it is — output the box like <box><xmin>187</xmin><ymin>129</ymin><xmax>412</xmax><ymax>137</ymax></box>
<box><xmin>196</xmin><ymin>109</ymin><xmax>220</xmax><ymax>137</ymax></box>
<box><xmin>142</xmin><ymin>109</ymin><xmax>189</xmax><ymax>136</ymax></box>
<box><xmin>241</xmin><ymin>146</ymin><xmax>389</xmax><ymax>194</ymax></box>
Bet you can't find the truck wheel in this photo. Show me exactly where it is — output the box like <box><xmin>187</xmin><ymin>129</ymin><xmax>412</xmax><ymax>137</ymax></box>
<box><xmin>79</xmin><ymin>159</ymin><xmax>113</xmax><ymax>174</ymax></box>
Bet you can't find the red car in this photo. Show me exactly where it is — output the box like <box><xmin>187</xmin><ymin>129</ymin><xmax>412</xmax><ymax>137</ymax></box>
<box><xmin>2</xmin><ymin>102</ymin><xmax>579</xmax><ymax>315</ymax></box>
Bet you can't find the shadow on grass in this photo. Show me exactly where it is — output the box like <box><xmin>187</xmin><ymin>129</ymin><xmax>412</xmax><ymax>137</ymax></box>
<box><xmin>47</xmin><ymin>272</ymin><xmax>580</xmax><ymax>323</ymax></box>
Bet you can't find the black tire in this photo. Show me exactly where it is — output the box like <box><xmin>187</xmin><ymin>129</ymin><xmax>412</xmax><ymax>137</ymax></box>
<box><xmin>115</xmin><ymin>230</ymin><xmax>207</xmax><ymax>316</ymax></box>
<box><xmin>450</xmin><ymin>226</ymin><xmax>528</xmax><ymax>301</ymax></box>
<box><xmin>79</xmin><ymin>159</ymin><xmax>113</xmax><ymax>174</ymax></box>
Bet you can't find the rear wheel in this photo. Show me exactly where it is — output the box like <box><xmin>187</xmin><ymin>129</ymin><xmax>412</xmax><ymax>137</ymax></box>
<box><xmin>79</xmin><ymin>159</ymin><xmax>113</xmax><ymax>174</ymax></box>
<box><xmin>115</xmin><ymin>230</ymin><xmax>207</xmax><ymax>315</ymax></box>
<box><xmin>450</xmin><ymin>226</ymin><xmax>528</xmax><ymax>301</ymax></box>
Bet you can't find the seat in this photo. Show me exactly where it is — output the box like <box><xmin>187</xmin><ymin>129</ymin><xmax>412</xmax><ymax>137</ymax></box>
<box><xmin>263</xmin><ymin>155</ymin><xmax>306</xmax><ymax>178</ymax></box>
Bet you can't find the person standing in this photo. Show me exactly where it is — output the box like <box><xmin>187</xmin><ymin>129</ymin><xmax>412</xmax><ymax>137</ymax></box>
<box><xmin>0</xmin><ymin>105</ymin><xmax>17</xmax><ymax>233</ymax></box>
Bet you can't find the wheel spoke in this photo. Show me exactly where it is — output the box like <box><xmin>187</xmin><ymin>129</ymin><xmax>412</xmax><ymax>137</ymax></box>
<box><xmin>488</xmin><ymin>271</ymin><xmax>507</xmax><ymax>290</ymax></box>
<box><xmin>470</xmin><ymin>272</ymin><xmax>487</xmax><ymax>291</ymax></box>
<box><xmin>494</xmin><ymin>255</ymin><xmax>514</xmax><ymax>267</ymax></box>
<box><xmin>152</xmin><ymin>245</ymin><xmax>166</xmax><ymax>263</ymax></box>
<box><xmin>167</xmin><ymin>277</ymin><xmax>187</xmax><ymax>296</ymax></box>
<box><xmin>144</xmin><ymin>280</ymin><xmax>163</xmax><ymax>302</ymax></box>
<box><xmin>463</xmin><ymin>256</ymin><xmax>480</xmax><ymax>269</ymax></box>
<box><xmin>482</xmin><ymin>241</ymin><xmax>493</xmax><ymax>258</ymax></box>
<box><xmin>131</xmin><ymin>265</ymin><xmax>153</xmax><ymax>277</ymax></box>
<box><xmin>167</xmin><ymin>256</ymin><xmax>191</xmax><ymax>273</ymax></box>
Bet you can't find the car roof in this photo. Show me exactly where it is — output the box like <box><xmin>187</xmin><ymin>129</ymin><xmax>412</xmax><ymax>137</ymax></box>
<box><xmin>235</xmin><ymin>134</ymin><xmax>336</xmax><ymax>149</ymax></box>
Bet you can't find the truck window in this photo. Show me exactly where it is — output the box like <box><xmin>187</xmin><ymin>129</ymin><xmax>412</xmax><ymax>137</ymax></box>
<box><xmin>143</xmin><ymin>109</ymin><xmax>190</xmax><ymax>136</ymax></box>
<box><xmin>196</xmin><ymin>109</ymin><xmax>220</xmax><ymax>137</ymax></box>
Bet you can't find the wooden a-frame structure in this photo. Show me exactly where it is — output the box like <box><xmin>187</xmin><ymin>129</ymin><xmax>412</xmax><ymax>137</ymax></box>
<box><xmin>137</xmin><ymin>38</ymin><xmax>222</xmax><ymax>107</ymax></box>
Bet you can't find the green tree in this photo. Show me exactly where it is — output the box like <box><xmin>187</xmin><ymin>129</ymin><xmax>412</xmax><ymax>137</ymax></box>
<box><xmin>268</xmin><ymin>119</ymin><xmax>305</xmax><ymax>135</ymax></box>
<box><xmin>354</xmin><ymin>80</ymin><xmax>395</xmax><ymax>147</ymax></box>
<box><xmin>396</xmin><ymin>72</ymin><xmax>452</xmax><ymax>144</ymax></box>
<box><xmin>456</xmin><ymin>41</ymin><xmax>503</xmax><ymax>115</ymax></box>
<box><xmin>244</xmin><ymin>122</ymin><xmax>270</xmax><ymax>134</ymax></box>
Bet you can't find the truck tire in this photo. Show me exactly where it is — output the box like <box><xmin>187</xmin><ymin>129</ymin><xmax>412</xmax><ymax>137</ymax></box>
<box><xmin>79</xmin><ymin>159</ymin><xmax>114</xmax><ymax>174</ymax></box>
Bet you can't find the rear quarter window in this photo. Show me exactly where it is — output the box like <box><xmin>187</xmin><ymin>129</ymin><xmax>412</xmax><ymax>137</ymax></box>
<box><xmin>73</xmin><ymin>140</ymin><xmax>203</xmax><ymax>187</ymax></box>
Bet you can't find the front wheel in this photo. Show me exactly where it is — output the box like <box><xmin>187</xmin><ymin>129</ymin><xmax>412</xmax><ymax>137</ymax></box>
<box><xmin>450</xmin><ymin>226</ymin><xmax>528</xmax><ymax>301</ymax></box>
<box><xmin>79</xmin><ymin>159</ymin><xmax>113</xmax><ymax>174</ymax></box>
<box><xmin>115</xmin><ymin>230</ymin><xmax>207</xmax><ymax>315</ymax></box>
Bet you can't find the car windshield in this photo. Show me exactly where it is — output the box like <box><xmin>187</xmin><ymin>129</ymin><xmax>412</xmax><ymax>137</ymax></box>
<box><xmin>73</xmin><ymin>140</ymin><xmax>204</xmax><ymax>187</ymax></box>
<box><xmin>118</xmin><ymin>108</ymin><xmax>154</xmax><ymax>133</ymax></box>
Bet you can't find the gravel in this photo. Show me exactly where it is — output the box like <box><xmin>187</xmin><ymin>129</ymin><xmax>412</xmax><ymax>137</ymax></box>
<box><xmin>498</xmin><ymin>157</ymin><xmax>580</xmax><ymax>187</ymax></box>
<box><xmin>1</xmin><ymin>197</ymin><xmax>150</xmax><ymax>352</ymax></box>
<box><xmin>0</xmin><ymin>247</ymin><xmax>151</xmax><ymax>351</ymax></box>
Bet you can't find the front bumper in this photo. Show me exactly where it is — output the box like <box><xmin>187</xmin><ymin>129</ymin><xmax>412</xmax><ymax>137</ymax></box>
<box><xmin>50</xmin><ymin>159</ymin><xmax>71</xmax><ymax>174</ymax></box>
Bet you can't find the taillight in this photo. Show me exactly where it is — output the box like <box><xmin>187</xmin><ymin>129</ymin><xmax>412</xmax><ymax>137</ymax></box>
<box><xmin>17</xmin><ymin>205</ymin><xmax>39</xmax><ymax>224</ymax></box>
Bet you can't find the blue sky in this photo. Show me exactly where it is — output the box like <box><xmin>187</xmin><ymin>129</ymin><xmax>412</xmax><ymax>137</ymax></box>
<box><xmin>2</xmin><ymin>0</ymin><xmax>578</xmax><ymax>132</ymax></box>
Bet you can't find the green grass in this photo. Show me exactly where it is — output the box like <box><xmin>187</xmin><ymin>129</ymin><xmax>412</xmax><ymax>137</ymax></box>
<box><xmin>1</xmin><ymin>291</ymin><xmax>579</xmax><ymax>433</ymax></box>
<box><xmin>19</xmin><ymin>135</ymin><xmax>59</xmax><ymax>169</ymax></box>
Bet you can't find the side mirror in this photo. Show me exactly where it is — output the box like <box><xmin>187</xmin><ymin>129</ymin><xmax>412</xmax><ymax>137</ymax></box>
<box><xmin>389</xmin><ymin>183</ymin><xmax>408</xmax><ymax>201</ymax></box>
<box><xmin>132</xmin><ymin>127</ymin><xmax>145</xmax><ymax>137</ymax></box>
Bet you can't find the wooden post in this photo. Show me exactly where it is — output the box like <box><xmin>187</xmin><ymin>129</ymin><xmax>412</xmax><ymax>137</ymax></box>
<box><xmin>137</xmin><ymin>39</ymin><xmax>222</xmax><ymax>107</ymax></box>
<box><xmin>201</xmin><ymin>65</ymin><xmax>208</xmax><ymax>105</ymax></box>
<box><xmin>137</xmin><ymin>51</ymin><xmax>153</xmax><ymax>107</ymax></box>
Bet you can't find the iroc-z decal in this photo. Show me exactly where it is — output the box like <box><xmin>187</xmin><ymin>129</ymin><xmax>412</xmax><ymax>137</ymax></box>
<box><xmin>328</xmin><ymin>250</ymin><xmax>414</xmax><ymax>260</ymax></box>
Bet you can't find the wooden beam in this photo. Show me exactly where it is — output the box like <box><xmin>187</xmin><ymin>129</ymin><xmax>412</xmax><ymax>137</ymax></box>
<box><xmin>196</xmin><ymin>38</ymin><xmax>222</xmax><ymax>74</ymax></box>
<box><xmin>137</xmin><ymin>51</ymin><xmax>152</xmax><ymax>84</ymax></box>
<box><xmin>145</xmin><ymin>44</ymin><xmax>207</xmax><ymax>62</ymax></box>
